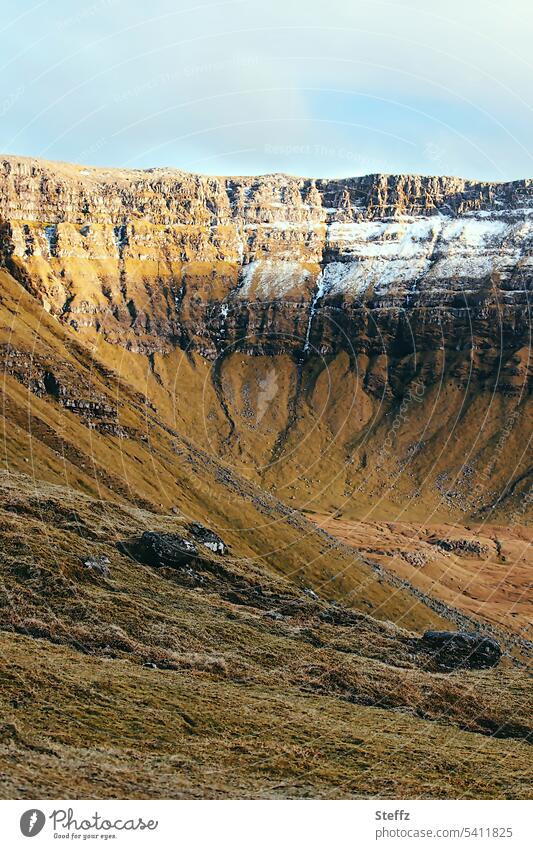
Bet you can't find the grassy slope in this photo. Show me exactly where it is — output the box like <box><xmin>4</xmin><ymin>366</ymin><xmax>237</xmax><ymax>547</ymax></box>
<box><xmin>211</xmin><ymin>350</ymin><xmax>532</xmax><ymax>525</ymax></box>
<box><xmin>310</xmin><ymin>515</ymin><xmax>533</xmax><ymax>638</ymax></box>
<box><xmin>0</xmin><ymin>268</ymin><xmax>451</xmax><ymax>629</ymax></box>
<box><xmin>0</xmin><ymin>268</ymin><xmax>531</xmax><ymax>798</ymax></box>
<box><xmin>0</xmin><ymin>475</ymin><xmax>531</xmax><ymax>800</ymax></box>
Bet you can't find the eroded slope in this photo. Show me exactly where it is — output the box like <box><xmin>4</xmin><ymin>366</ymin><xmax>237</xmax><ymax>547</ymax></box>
<box><xmin>0</xmin><ymin>474</ymin><xmax>531</xmax><ymax>799</ymax></box>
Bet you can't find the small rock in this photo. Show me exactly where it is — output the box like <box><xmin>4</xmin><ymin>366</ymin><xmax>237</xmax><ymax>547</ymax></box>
<box><xmin>82</xmin><ymin>555</ymin><xmax>111</xmax><ymax>577</ymax></box>
<box><xmin>401</xmin><ymin>550</ymin><xmax>430</xmax><ymax>568</ymax></box>
<box><xmin>304</xmin><ymin>588</ymin><xmax>319</xmax><ymax>600</ymax></box>
<box><xmin>264</xmin><ymin>611</ymin><xmax>284</xmax><ymax>621</ymax></box>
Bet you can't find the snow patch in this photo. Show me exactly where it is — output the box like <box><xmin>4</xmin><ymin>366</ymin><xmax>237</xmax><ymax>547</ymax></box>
<box><xmin>231</xmin><ymin>209</ymin><xmax>531</xmax><ymax>300</ymax></box>
<box><xmin>239</xmin><ymin>260</ymin><xmax>310</xmax><ymax>298</ymax></box>
<box><xmin>327</xmin><ymin>215</ymin><xmax>509</xmax><ymax>257</ymax></box>
<box><xmin>439</xmin><ymin>218</ymin><xmax>507</xmax><ymax>245</ymax></box>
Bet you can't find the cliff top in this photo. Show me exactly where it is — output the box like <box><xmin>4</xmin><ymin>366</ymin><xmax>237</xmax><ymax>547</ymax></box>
<box><xmin>1</xmin><ymin>152</ymin><xmax>531</xmax><ymax>190</ymax></box>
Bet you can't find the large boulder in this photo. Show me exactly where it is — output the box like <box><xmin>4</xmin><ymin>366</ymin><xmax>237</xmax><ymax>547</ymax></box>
<box><xmin>117</xmin><ymin>531</ymin><xmax>199</xmax><ymax>569</ymax></box>
<box><xmin>419</xmin><ymin>630</ymin><xmax>501</xmax><ymax>670</ymax></box>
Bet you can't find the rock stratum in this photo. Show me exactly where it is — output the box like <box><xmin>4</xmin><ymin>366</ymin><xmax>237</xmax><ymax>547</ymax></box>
<box><xmin>0</xmin><ymin>155</ymin><xmax>531</xmax><ymax>361</ymax></box>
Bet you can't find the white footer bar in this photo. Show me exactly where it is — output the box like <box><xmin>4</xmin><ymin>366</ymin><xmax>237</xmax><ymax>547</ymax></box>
<box><xmin>0</xmin><ymin>799</ymin><xmax>530</xmax><ymax>848</ymax></box>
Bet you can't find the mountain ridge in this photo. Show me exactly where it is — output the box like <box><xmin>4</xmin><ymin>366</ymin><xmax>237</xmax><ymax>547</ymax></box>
<box><xmin>3</xmin><ymin>151</ymin><xmax>533</xmax><ymax>184</ymax></box>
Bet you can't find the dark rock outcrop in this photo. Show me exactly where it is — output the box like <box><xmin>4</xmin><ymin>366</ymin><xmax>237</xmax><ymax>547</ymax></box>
<box><xmin>419</xmin><ymin>630</ymin><xmax>502</xmax><ymax>670</ymax></box>
<box><xmin>117</xmin><ymin>531</ymin><xmax>199</xmax><ymax>569</ymax></box>
<box><xmin>428</xmin><ymin>538</ymin><xmax>489</xmax><ymax>557</ymax></box>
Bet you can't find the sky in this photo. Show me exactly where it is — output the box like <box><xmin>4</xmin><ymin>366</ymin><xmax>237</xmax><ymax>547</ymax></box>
<box><xmin>1</xmin><ymin>0</ymin><xmax>532</xmax><ymax>180</ymax></box>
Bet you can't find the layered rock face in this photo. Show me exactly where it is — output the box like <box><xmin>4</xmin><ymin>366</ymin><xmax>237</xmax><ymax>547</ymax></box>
<box><xmin>0</xmin><ymin>155</ymin><xmax>531</xmax><ymax>369</ymax></box>
<box><xmin>0</xmin><ymin>155</ymin><xmax>531</xmax><ymax>521</ymax></box>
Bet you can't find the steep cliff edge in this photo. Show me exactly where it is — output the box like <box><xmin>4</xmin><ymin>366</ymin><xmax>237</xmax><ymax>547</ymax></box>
<box><xmin>0</xmin><ymin>155</ymin><xmax>530</xmax><ymax>521</ymax></box>
<box><xmin>0</xmin><ymin>155</ymin><xmax>531</xmax><ymax>354</ymax></box>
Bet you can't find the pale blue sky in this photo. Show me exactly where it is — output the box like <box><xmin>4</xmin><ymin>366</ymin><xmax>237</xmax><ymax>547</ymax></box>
<box><xmin>1</xmin><ymin>0</ymin><xmax>532</xmax><ymax>179</ymax></box>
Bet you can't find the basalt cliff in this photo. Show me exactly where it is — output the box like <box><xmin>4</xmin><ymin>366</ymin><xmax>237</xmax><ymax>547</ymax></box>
<box><xmin>0</xmin><ymin>156</ymin><xmax>531</xmax><ymax>363</ymax></box>
<box><xmin>0</xmin><ymin>155</ymin><xmax>530</xmax><ymax>522</ymax></box>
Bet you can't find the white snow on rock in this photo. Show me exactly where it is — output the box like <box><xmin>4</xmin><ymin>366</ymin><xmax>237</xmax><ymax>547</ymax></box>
<box><xmin>424</xmin><ymin>254</ymin><xmax>501</xmax><ymax>282</ymax></box>
<box><xmin>319</xmin><ymin>262</ymin><xmax>371</xmax><ymax>297</ymax></box>
<box><xmin>439</xmin><ymin>218</ymin><xmax>507</xmax><ymax>244</ymax></box>
<box><xmin>322</xmin><ymin>258</ymin><xmax>432</xmax><ymax>296</ymax></box>
<box><xmin>238</xmin><ymin>260</ymin><xmax>311</xmax><ymax>298</ymax></box>
<box><xmin>326</xmin><ymin>216</ymin><xmax>510</xmax><ymax>261</ymax></box>
<box><xmin>234</xmin><ymin>210</ymin><xmax>533</xmax><ymax>299</ymax></box>
<box><xmin>303</xmin><ymin>270</ymin><xmax>334</xmax><ymax>352</ymax></box>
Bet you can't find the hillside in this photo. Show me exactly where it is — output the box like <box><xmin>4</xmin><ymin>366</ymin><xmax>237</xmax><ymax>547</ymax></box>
<box><xmin>0</xmin><ymin>156</ymin><xmax>530</xmax><ymax>799</ymax></box>
<box><xmin>0</xmin><ymin>474</ymin><xmax>531</xmax><ymax>799</ymax></box>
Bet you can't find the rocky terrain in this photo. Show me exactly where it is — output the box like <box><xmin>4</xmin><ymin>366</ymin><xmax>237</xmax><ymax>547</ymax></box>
<box><xmin>0</xmin><ymin>155</ymin><xmax>530</xmax><ymax>799</ymax></box>
<box><xmin>0</xmin><ymin>155</ymin><xmax>530</xmax><ymax>520</ymax></box>
<box><xmin>0</xmin><ymin>475</ymin><xmax>531</xmax><ymax>799</ymax></box>
<box><xmin>0</xmin><ymin>156</ymin><xmax>531</xmax><ymax>360</ymax></box>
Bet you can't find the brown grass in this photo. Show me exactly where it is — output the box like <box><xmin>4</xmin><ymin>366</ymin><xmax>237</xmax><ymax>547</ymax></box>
<box><xmin>0</xmin><ymin>266</ymin><xmax>531</xmax><ymax>799</ymax></box>
<box><xmin>0</xmin><ymin>474</ymin><xmax>531</xmax><ymax>799</ymax></box>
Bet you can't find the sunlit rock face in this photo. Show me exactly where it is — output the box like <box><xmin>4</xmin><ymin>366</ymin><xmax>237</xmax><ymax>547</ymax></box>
<box><xmin>0</xmin><ymin>155</ymin><xmax>531</xmax><ymax>369</ymax></box>
<box><xmin>0</xmin><ymin>156</ymin><xmax>530</xmax><ymax>522</ymax></box>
